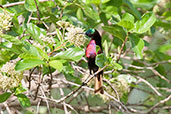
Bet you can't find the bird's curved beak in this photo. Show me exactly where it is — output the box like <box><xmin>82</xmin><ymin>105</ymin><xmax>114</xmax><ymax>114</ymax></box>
<box><xmin>75</xmin><ymin>32</ymin><xmax>85</xmax><ymax>35</ymax></box>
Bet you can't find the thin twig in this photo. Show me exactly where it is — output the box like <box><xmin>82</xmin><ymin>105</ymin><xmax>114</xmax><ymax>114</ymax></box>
<box><xmin>34</xmin><ymin>0</ymin><xmax>40</xmax><ymax>23</ymax></box>
<box><xmin>34</xmin><ymin>67</ymin><xmax>43</xmax><ymax>100</ymax></box>
<box><xmin>108</xmin><ymin>36</ymin><xmax>114</xmax><ymax>52</ymax></box>
<box><xmin>36</xmin><ymin>99</ymin><xmax>41</xmax><ymax>114</ymax></box>
<box><xmin>116</xmin><ymin>33</ymin><xmax>129</xmax><ymax>63</ymax></box>
<box><xmin>40</xmin><ymin>65</ymin><xmax>108</xmax><ymax>104</ymax></box>
<box><xmin>124</xmin><ymin>63</ymin><xmax>170</xmax><ymax>83</ymax></box>
<box><xmin>103</xmin><ymin>79</ymin><xmax>120</xmax><ymax>101</ymax></box>
<box><xmin>48</xmin><ymin>66</ymin><xmax>53</xmax><ymax>90</ymax></box>
<box><xmin>105</xmin><ymin>92</ymin><xmax>129</xmax><ymax>114</ymax></box>
<box><xmin>48</xmin><ymin>41</ymin><xmax>68</xmax><ymax>56</ymax></box>
<box><xmin>59</xmin><ymin>88</ymin><xmax>69</xmax><ymax>114</ymax></box>
<box><xmin>2</xmin><ymin>0</ymin><xmax>49</xmax><ymax>7</ymax></box>
<box><xmin>146</xmin><ymin>95</ymin><xmax>171</xmax><ymax>113</ymax></box>
<box><xmin>28</xmin><ymin>67</ymin><xmax>36</xmax><ymax>89</ymax></box>
<box><xmin>3</xmin><ymin>102</ymin><xmax>12</xmax><ymax>114</ymax></box>
<box><xmin>40</xmin><ymin>87</ymin><xmax>51</xmax><ymax>114</ymax></box>
<box><xmin>137</xmin><ymin>76</ymin><xmax>162</xmax><ymax>96</ymax></box>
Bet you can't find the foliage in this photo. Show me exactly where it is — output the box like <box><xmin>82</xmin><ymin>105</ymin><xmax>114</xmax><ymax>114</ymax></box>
<box><xmin>0</xmin><ymin>0</ymin><xmax>170</xmax><ymax>113</ymax></box>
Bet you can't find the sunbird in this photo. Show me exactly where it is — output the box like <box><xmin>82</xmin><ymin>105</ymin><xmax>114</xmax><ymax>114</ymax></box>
<box><xmin>85</xmin><ymin>29</ymin><xmax>104</xmax><ymax>94</ymax></box>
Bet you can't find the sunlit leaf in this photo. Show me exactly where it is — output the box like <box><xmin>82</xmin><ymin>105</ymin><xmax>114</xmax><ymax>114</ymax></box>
<box><xmin>49</xmin><ymin>60</ymin><xmax>63</xmax><ymax>72</ymax></box>
<box><xmin>134</xmin><ymin>12</ymin><xmax>156</xmax><ymax>33</ymax></box>
<box><xmin>27</xmin><ymin>23</ymin><xmax>46</xmax><ymax>43</ymax></box>
<box><xmin>56</xmin><ymin>28</ymin><xmax>63</xmax><ymax>42</ymax></box>
<box><xmin>129</xmin><ymin>34</ymin><xmax>144</xmax><ymax>59</ymax></box>
<box><xmin>51</xmin><ymin>48</ymin><xmax>85</xmax><ymax>62</ymax></box>
<box><xmin>118</xmin><ymin>13</ymin><xmax>135</xmax><ymax>30</ymax></box>
<box><xmin>0</xmin><ymin>34</ymin><xmax>22</xmax><ymax>45</ymax></box>
<box><xmin>24</xmin><ymin>0</ymin><xmax>38</xmax><ymax>12</ymax></box>
<box><xmin>76</xmin><ymin>8</ymin><xmax>84</xmax><ymax>21</ymax></box>
<box><xmin>17</xmin><ymin>94</ymin><xmax>31</xmax><ymax>108</ymax></box>
<box><xmin>15</xmin><ymin>59</ymin><xmax>45</xmax><ymax>71</ymax></box>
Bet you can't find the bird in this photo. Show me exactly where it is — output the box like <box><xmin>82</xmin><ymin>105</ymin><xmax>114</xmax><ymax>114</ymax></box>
<box><xmin>85</xmin><ymin>28</ymin><xmax>104</xmax><ymax>94</ymax></box>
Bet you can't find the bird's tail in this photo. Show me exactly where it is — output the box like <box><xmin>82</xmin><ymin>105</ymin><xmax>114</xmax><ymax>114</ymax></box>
<box><xmin>94</xmin><ymin>73</ymin><xmax>104</xmax><ymax>94</ymax></box>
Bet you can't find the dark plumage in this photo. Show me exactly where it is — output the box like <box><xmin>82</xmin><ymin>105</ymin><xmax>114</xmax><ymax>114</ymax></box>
<box><xmin>85</xmin><ymin>29</ymin><xmax>104</xmax><ymax>94</ymax></box>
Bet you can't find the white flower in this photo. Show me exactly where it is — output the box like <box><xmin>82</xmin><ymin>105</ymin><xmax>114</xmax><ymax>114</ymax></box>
<box><xmin>0</xmin><ymin>9</ymin><xmax>14</xmax><ymax>33</ymax></box>
<box><xmin>56</xmin><ymin>20</ymin><xmax>74</xmax><ymax>28</ymax></box>
<box><xmin>100</xmin><ymin>76</ymin><xmax>130</xmax><ymax>102</ymax></box>
<box><xmin>32</xmin><ymin>41</ymin><xmax>45</xmax><ymax>49</ymax></box>
<box><xmin>65</xmin><ymin>27</ymin><xmax>86</xmax><ymax>47</ymax></box>
<box><xmin>1</xmin><ymin>62</ymin><xmax>16</xmax><ymax>75</ymax></box>
<box><xmin>0</xmin><ymin>61</ymin><xmax>23</xmax><ymax>90</ymax></box>
<box><xmin>39</xmin><ymin>35</ymin><xmax>55</xmax><ymax>44</ymax></box>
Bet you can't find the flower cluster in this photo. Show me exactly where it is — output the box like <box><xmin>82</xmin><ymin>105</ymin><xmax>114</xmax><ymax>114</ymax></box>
<box><xmin>56</xmin><ymin>20</ymin><xmax>74</xmax><ymax>29</ymax></box>
<box><xmin>56</xmin><ymin>20</ymin><xmax>86</xmax><ymax>47</ymax></box>
<box><xmin>0</xmin><ymin>9</ymin><xmax>14</xmax><ymax>34</ymax></box>
<box><xmin>65</xmin><ymin>27</ymin><xmax>86</xmax><ymax>47</ymax></box>
<box><xmin>39</xmin><ymin>35</ymin><xmax>55</xmax><ymax>44</ymax></box>
<box><xmin>100</xmin><ymin>75</ymin><xmax>132</xmax><ymax>102</ymax></box>
<box><xmin>0</xmin><ymin>61</ymin><xmax>23</xmax><ymax>90</ymax></box>
<box><xmin>32</xmin><ymin>41</ymin><xmax>45</xmax><ymax>49</ymax></box>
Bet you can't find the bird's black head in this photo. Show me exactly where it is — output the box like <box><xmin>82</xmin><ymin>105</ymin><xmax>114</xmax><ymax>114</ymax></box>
<box><xmin>85</xmin><ymin>28</ymin><xmax>96</xmax><ymax>37</ymax></box>
<box><xmin>85</xmin><ymin>28</ymin><xmax>102</xmax><ymax>48</ymax></box>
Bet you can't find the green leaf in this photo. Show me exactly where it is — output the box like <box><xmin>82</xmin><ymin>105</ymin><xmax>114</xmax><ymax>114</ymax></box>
<box><xmin>15</xmin><ymin>59</ymin><xmax>45</xmax><ymax>71</ymax></box>
<box><xmin>103</xmin><ymin>40</ymin><xmax>109</xmax><ymax>57</ymax></box>
<box><xmin>76</xmin><ymin>8</ymin><xmax>84</xmax><ymax>21</ymax></box>
<box><xmin>56</xmin><ymin>28</ymin><xmax>63</xmax><ymax>42</ymax></box>
<box><xmin>159</xmin><ymin>44</ymin><xmax>171</xmax><ymax>53</ymax></box>
<box><xmin>15</xmin><ymin>86</ymin><xmax>27</xmax><ymax>95</ymax></box>
<box><xmin>0</xmin><ymin>34</ymin><xmax>22</xmax><ymax>45</ymax></box>
<box><xmin>134</xmin><ymin>12</ymin><xmax>156</xmax><ymax>33</ymax></box>
<box><xmin>130</xmin><ymin>0</ymin><xmax>158</xmax><ymax>10</ymax></box>
<box><xmin>51</xmin><ymin>48</ymin><xmax>84</xmax><ymax>62</ymax></box>
<box><xmin>95</xmin><ymin>53</ymin><xmax>107</xmax><ymax>68</ymax></box>
<box><xmin>49</xmin><ymin>60</ymin><xmax>63</xmax><ymax>72</ymax></box>
<box><xmin>86</xmin><ymin>0</ymin><xmax>101</xmax><ymax>5</ymax></box>
<box><xmin>36</xmin><ymin>47</ymin><xmax>49</xmax><ymax>60</ymax></box>
<box><xmin>129</xmin><ymin>34</ymin><xmax>144</xmax><ymax>59</ymax></box>
<box><xmin>17</xmin><ymin>94</ymin><xmax>31</xmax><ymax>108</ymax></box>
<box><xmin>99</xmin><ymin>12</ymin><xmax>108</xmax><ymax>25</ymax></box>
<box><xmin>102</xmin><ymin>25</ymin><xmax>126</xmax><ymax>41</ymax></box>
<box><xmin>96</xmin><ymin>45</ymin><xmax>101</xmax><ymax>54</ymax></box>
<box><xmin>112</xmin><ymin>62</ymin><xmax>123</xmax><ymax>70</ymax></box>
<box><xmin>24</xmin><ymin>0</ymin><xmax>38</xmax><ymax>12</ymax></box>
<box><xmin>83</xmin><ymin>6</ymin><xmax>99</xmax><ymax>21</ymax></box>
<box><xmin>123</xmin><ymin>0</ymin><xmax>141</xmax><ymax>19</ymax></box>
<box><xmin>154</xmin><ymin>20</ymin><xmax>171</xmax><ymax>30</ymax></box>
<box><xmin>0</xmin><ymin>92</ymin><xmax>12</xmax><ymax>103</ymax></box>
<box><xmin>19</xmin><ymin>44</ymin><xmax>48</xmax><ymax>60</ymax></box>
<box><xmin>106</xmin><ymin>0</ymin><xmax>122</xmax><ymax>7</ymax></box>
<box><xmin>27</xmin><ymin>23</ymin><xmax>46</xmax><ymax>43</ymax></box>
<box><xmin>118</xmin><ymin>13</ymin><xmax>135</xmax><ymax>30</ymax></box>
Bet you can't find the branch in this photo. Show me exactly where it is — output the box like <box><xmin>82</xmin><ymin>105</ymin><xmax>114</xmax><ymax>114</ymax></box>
<box><xmin>124</xmin><ymin>63</ymin><xmax>170</xmax><ymax>83</ymax></box>
<box><xmin>137</xmin><ymin>76</ymin><xmax>162</xmax><ymax>96</ymax></box>
<box><xmin>103</xmin><ymin>79</ymin><xmax>120</xmax><ymax>101</ymax></box>
<box><xmin>1</xmin><ymin>98</ymin><xmax>107</xmax><ymax>113</ymax></box>
<box><xmin>116</xmin><ymin>33</ymin><xmax>129</xmax><ymax>63</ymax></box>
<box><xmin>147</xmin><ymin>95</ymin><xmax>171</xmax><ymax>113</ymax></box>
<box><xmin>34</xmin><ymin>0</ymin><xmax>40</xmax><ymax>22</ymax></box>
<box><xmin>2</xmin><ymin>0</ymin><xmax>49</xmax><ymax>8</ymax></box>
<box><xmin>59</xmin><ymin>88</ymin><xmax>69</xmax><ymax>114</ymax></box>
